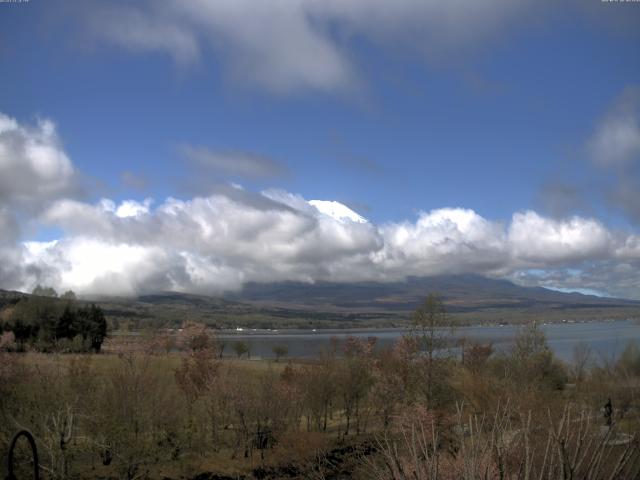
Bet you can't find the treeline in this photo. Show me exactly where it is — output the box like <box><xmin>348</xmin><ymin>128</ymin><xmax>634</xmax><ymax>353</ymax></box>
<box><xmin>2</xmin><ymin>322</ymin><xmax>639</xmax><ymax>478</ymax></box>
<box><xmin>0</xmin><ymin>288</ymin><xmax>107</xmax><ymax>352</ymax></box>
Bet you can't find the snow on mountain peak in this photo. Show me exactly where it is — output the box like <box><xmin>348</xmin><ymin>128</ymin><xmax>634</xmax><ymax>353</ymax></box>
<box><xmin>308</xmin><ymin>200</ymin><xmax>368</xmax><ymax>224</ymax></box>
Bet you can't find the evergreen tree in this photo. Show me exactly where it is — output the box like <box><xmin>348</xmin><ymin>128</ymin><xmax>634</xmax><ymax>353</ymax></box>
<box><xmin>61</xmin><ymin>290</ymin><xmax>77</xmax><ymax>301</ymax></box>
<box><xmin>56</xmin><ymin>305</ymin><xmax>76</xmax><ymax>340</ymax></box>
<box><xmin>88</xmin><ymin>304</ymin><xmax>107</xmax><ymax>352</ymax></box>
<box><xmin>32</xmin><ymin>284</ymin><xmax>58</xmax><ymax>298</ymax></box>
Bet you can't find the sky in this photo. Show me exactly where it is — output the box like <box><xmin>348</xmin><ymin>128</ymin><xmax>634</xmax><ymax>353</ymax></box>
<box><xmin>0</xmin><ymin>0</ymin><xmax>640</xmax><ymax>299</ymax></box>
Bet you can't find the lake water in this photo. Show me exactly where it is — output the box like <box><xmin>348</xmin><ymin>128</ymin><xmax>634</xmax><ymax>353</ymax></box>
<box><xmin>218</xmin><ymin>319</ymin><xmax>640</xmax><ymax>363</ymax></box>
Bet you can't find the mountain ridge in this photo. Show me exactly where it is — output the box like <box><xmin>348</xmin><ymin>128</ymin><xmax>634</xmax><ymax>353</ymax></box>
<box><xmin>224</xmin><ymin>274</ymin><xmax>638</xmax><ymax>313</ymax></box>
<box><xmin>2</xmin><ymin>275</ymin><xmax>638</xmax><ymax>329</ymax></box>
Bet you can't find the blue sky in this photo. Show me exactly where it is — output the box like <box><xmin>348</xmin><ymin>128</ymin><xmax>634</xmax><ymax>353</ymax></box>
<box><xmin>1</xmin><ymin>0</ymin><xmax>640</xmax><ymax>298</ymax></box>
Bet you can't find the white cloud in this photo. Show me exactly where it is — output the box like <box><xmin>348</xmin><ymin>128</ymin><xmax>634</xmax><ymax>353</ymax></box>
<box><xmin>2</xmin><ymin>110</ymin><xmax>640</xmax><ymax>298</ymax></box>
<box><xmin>0</xmin><ymin>113</ymin><xmax>81</xmax><ymax>292</ymax></box>
<box><xmin>508</xmin><ymin>211</ymin><xmax>611</xmax><ymax>265</ymax></box>
<box><xmin>311</xmin><ymin>0</ymin><xmax>533</xmax><ymax>57</ymax></box>
<box><xmin>27</xmin><ymin>193</ymin><xmax>385</xmax><ymax>294</ymax></box>
<box><xmin>23</xmin><ymin>238</ymin><xmax>184</xmax><ymax>296</ymax></box>
<box><xmin>85</xmin><ymin>0</ymin><xmax>354</xmax><ymax>94</ymax></box>
<box><xmin>582</xmin><ymin>86</ymin><xmax>640</xmax><ymax>224</ymax></box>
<box><xmin>88</xmin><ymin>4</ymin><xmax>200</xmax><ymax>66</ymax></box>
<box><xmin>589</xmin><ymin>86</ymin><xmax>640</xmax><ymax>167</ymax></box>
<box><xmin>115</xmin><ymin>198</ymin><xmax>153</xmax><ymax>218</ymax></box>
<box><xmin>76</xmin><ymin>0</ymin><xmax>539</xmax><ymax>94</ymax></box>
<box><xmin>11</xmin><ymin>194</ymin><xmax>639</xmax><ymax>299</ymax></box>
<box><xmin>614</xmin><ymin>234</ymin><xmax>640</xmax><ymax>259</ymax></box>
<box><xmin>375</xmin><ymin>208</ymin><xmax>507</xmax><ymax>277</ymax></box>
<box><xmin>0</xmin><ymin>113</ymin><xmax>77</xmax><ymax>209</ymax></box>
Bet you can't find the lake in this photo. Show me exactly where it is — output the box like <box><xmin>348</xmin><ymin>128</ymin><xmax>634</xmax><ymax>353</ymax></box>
<box><xmin>217</xmin><ymin>319</ymin><xmax>640</xmax><ymax>363</ymax></box>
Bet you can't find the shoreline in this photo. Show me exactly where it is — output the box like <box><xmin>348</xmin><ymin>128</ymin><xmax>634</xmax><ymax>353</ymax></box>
<box><xmin>206</xmin><ymin>317</ymin><xmax>638</xmax><ymax>338</ymax></box>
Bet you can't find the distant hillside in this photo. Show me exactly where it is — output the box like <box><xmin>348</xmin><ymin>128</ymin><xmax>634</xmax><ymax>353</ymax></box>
<box><xmin>227</xmin><ymin>275</ymin><xmax>637</xmax><ymax>310</ymax></box>
<box><xmin>224</xmin><ymin>275</ymin><xmax>640</xmax><ymax>324</ymax></box>
<box><xmin>88</xmin><ymin>291</ymin><xmax>401</xmax><ymax>330</ymax></box>
<box><xmin>2</xmin><ymin>275</ymin><xmax>639</xmax><ymax>329</ymax></box>
<box><xmin>97</xmin><ymin>275</ymin><xmax>640</xmax><ymax>329</ymax></box>
<box><xmin>0</xmin><ymin>289</ymin><xmax>28</xmax><ymax>308</ymax></box>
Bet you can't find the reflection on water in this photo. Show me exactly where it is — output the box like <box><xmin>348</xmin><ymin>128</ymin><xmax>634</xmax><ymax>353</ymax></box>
<box><xmin>217</xmin><ymin>319</ymin><xmax>640</xmax><ymax>363</ymax></box>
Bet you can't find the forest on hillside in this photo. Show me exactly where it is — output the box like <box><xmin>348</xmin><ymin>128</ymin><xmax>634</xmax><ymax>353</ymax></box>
<box><xmin>0</xmin><ymin>288</ymin><xmax>107</xmax><ymax>353</ymax></box>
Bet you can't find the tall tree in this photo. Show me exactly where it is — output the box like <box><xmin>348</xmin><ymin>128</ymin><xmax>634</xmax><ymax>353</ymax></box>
<box><xmin>88</xmin><ymin>304</ymin><xmax>107</xmax><ymax>352</ymax></box>
<box><xmin>60</xmin><ymin>290</ymin><xmax>77</xmax><ymax>301</ymax></box>
<box><xmin>32</xmin><ymin>284</ymin><xmax>58</xmax><ymax>298</ymax></box>
<box><xmin>412</xmin><ymin>294</ymin><xmax>451</xmax><ymax>360</ymax></box>
<box><xmin>272</xmin><ymin>344</ymin><xmax>288</xmax><ymax>362</ymax></box>
<box><xmin>411</xmin><ymin>293</ymin><xmax>454</xmax><ymax>407</ymax></box>
<box><xmin>55</xmin><ymin>305</ymin><xmax>76</xmax><ymax>340</ymax></box>
<box><xmin>232</xmin><ymin>340</ymin><xmax>249</xmax><ymax>358</ymax></box>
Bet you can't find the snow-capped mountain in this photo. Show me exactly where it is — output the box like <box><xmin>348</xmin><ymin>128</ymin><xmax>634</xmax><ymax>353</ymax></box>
<box><xmin>308</xmin><ymin>200</ymin><xmax>368</xmax><ymax>224</ymax></box>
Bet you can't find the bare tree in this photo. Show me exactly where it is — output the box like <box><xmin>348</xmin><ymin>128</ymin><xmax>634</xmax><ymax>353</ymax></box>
<box><xmin>364</xmin><ymin>401</ymin><xmax>640</xmax><ymax>480</ymax></box>
<box><xmin>411</xmin><ymin>293</ymin><xmax>455</xmax><ymax>407</ymax></box>
<box><xmin>272</xmin><ymin>344</ymin><xmax>289</xmax><ymax>362</ymax></box>
<box><xmin>97</xmin><ymin>354</ymin><xmax>183</xmax><ymax>480</ymax></box>
<box><xmin>571</xmin><ymin>341</ymin><xmax>592</xmax><ymax>383</ymax></box>
<box><xmin>337</xmin><ymin>336</ymin><xmax>376</xmax><ymax>435</ymax></box>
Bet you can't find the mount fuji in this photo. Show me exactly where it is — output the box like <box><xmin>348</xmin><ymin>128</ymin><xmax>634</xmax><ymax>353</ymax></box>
<box><xmin>309</xmin><ymin>200</ymin><xmax>368</xmax><ymax>224</ymax></box>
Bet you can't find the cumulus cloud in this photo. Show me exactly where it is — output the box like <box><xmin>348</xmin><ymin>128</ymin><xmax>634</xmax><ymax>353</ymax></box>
<box><xmin>73</xmin><ymin>0</ymin><xmax>541</xmax><ymax>94</ymax></box>
<box><xmin>0</xmin><ymin>207</ymin><xmax>28</xmax><ymax>292</ymax></box>
<box><xmin>0</xmin><ymin>113</ymin><xmax>78</xmax><ymax>210</ymax></box>
<box><xmin>508</xmin><ymin>212</ymin><xmax>612</xmax><ymax>265</ymax></box>
<box><xmin>374</xmin><ymin>208</ymin><xmax>508</xmax><ymax>278</ymax></box>
<box><xmin>5</xmin><ymin>191</ymin><xmax>637</xmax><ymax>299</ymax></box>
<box><xmin>24</xmin><ymin>192</ymin><xmax>383</xmax><ymax>294</ymax></box>
<box><xmin>0</xmin><ymin>112</ymin><xmax>83</xmax><ymax>292</ymax></box>
<box><xmin>1</xmin><ymin>110</ymin><xmax>640</xmax><ymax>298</ymax></box>
<box><xmin>182</xmin><ymin>145</ymin><xmax>289</xmax><ymax>179</ymax></box>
